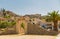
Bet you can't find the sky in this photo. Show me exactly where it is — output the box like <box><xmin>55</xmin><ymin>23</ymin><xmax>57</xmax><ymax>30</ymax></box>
<box><xmin>0</xmin><ymin>0</ymin><xmax>60</xmax><ymax>15</ymax></box>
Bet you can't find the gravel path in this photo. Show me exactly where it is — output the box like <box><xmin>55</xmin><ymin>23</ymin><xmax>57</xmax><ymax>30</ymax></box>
<box><xmin>56</xmin><ymin>34</ymin><xmax>60</xmax><ymax>39</ymax></box>
<box><xmin>0</xmin><ymin>35</ymin><xmax>56</xmax><ymax>39</ymax></box>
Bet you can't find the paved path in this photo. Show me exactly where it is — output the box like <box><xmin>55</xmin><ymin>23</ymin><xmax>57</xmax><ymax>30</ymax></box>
<box><xmin>0</xmin><ymin>35</ymin><xmax>55</xmax><ymax>39</ymax></box>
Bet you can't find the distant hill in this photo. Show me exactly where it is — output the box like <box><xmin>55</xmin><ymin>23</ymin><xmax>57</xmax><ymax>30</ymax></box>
<box><xmin>24</xmin><ymin>14</ymin><xmax>41</xmax><ymax>19</ymax></box>
<box><xmin>0</xmin><ymin>9</ymin><xmax>42</xmax><ymax>19</ymax></box>
<box><xmin>0</xmin><ymin>10</ymin><xmax>20</xmax><ymax>17</ymax></box>
<box><xmin>6</xmin><ymin>11</ymin><xmax>20</xmax><ymax>17</ymax></box>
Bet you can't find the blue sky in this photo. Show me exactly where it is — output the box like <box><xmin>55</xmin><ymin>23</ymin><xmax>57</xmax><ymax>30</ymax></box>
<box><xmin>0</xmin><ymin>0</ymin><xmax>60</xmax><ymax>15</ymax></box>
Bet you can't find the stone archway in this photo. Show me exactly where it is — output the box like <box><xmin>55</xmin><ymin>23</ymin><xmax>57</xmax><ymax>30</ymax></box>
<box><xmin>15</xmin><ymin>17</ymin><xmax>27</xmax><ymax>34</ymax></box>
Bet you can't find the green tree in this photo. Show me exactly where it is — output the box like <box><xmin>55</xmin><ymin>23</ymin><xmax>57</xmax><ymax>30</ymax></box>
<box><xmin>47</xmin><ymin>11</ymin><xmax>60</xmax><ymax>31</ymax></box>
<box><xmin>0</xmin><ymin>20</ymin><xmax>16</xmax><ymax>28</ymax></box>
<box><xmin>1</xmin><ymin>8</ymin><xmax>6</xmax><ymax>17</ymax></box>
<box><xmin>21</xmin><ymin>23</ymin><xmax>24</xmax><ymax>29</ymax></box>
<box><xmin>1</xmin><ymin>8</ymin><xmax>11</xmax><ymax>18</ymax></box>
<box><xmin>0</xmin><ymin>21</ymin><xmax>8</xmax><ymax>28</ymax></box>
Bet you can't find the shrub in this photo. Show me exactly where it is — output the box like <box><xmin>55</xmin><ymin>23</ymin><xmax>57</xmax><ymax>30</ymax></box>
<box><xmin>21</xmin><ymin>23</ymin><xmax>25</xmax><ymax>29</ymax></box>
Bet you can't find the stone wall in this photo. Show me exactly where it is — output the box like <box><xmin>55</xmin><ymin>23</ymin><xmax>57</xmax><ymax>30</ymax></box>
<box><xmin>0</xmin><ymin>26</ymin><xmax>17</xmax><ymax>35</ymax></box>
<box><xmin>27</xmin><ymin>23</ymin><xmax>58</xmax><ymax>35</ymax></box>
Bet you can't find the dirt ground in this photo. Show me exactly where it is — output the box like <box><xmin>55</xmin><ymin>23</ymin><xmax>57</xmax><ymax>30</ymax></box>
<box><xmin>0</xmin><ymin>35</ymin><xmax>56</xmax><ymax>39</ymax></box>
